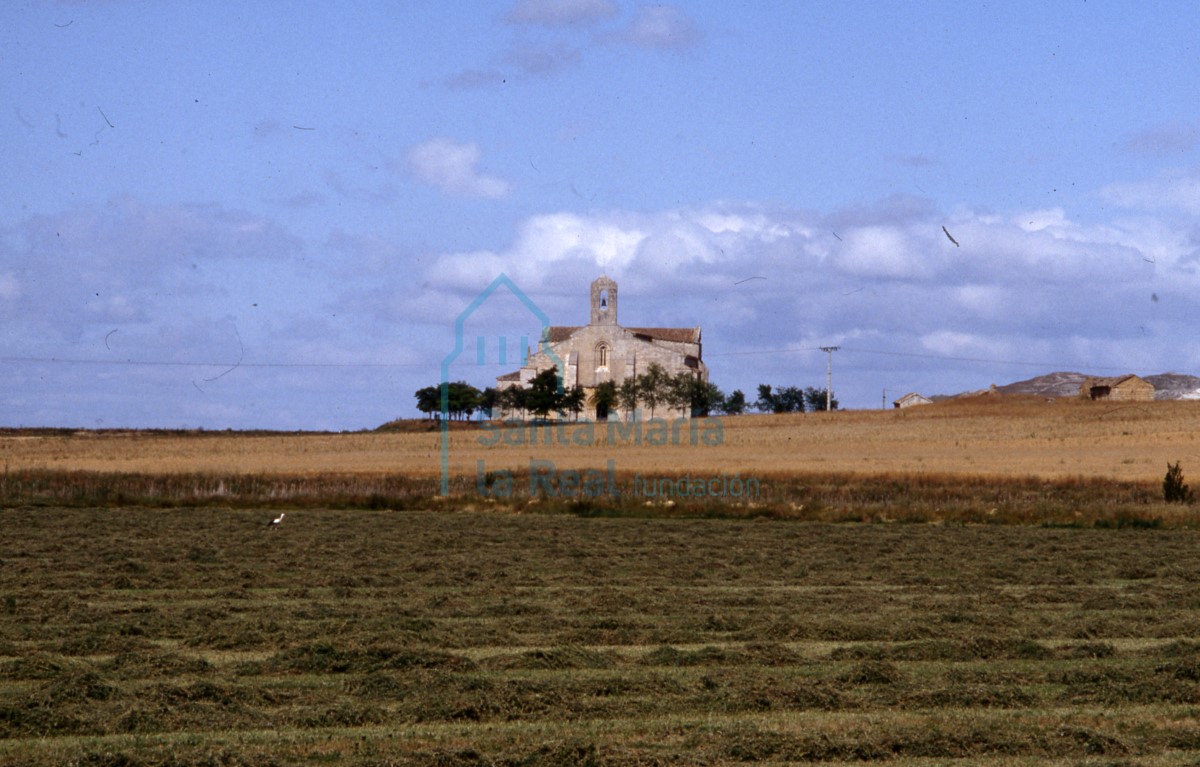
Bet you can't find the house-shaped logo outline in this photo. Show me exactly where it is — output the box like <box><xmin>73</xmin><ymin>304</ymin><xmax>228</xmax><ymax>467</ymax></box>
<box><xmin>438</xmin><ymin>273</ymin><xmax>564</xmax><ymax>495</ymax></box>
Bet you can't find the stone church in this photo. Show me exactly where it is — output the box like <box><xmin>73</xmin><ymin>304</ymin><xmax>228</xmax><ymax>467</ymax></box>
<box><xmin>497</xmin><ymin>276</ymin><xmax>707</xmax><ymax>420</ymax></box>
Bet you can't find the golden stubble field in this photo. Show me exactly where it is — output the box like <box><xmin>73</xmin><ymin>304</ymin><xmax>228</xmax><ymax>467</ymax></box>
<box><xmin>5</xmin><ymin>398</ymin><xmax>1200</xmax><ymax>765</ymax></box>
<box><xmin>3</xmin><ymin>396</ymin><xmax>1200</xmax><ymax>483</ymax></box>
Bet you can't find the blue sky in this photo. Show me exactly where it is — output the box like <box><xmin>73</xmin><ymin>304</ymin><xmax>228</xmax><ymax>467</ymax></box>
<box><xmin>3</xmin><ymin>0</ymin><xmax>1200</xmax><ymax>429</ymax></box>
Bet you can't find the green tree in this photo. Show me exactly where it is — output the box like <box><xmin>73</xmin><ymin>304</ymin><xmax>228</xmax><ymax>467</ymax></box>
<box><xmin>499</xmin><ymin>385</ymin><xmax>527</xmax><ymax>420</ymax></box>
<box><xmin>562</xmin><ymin>385</ymin><xmax>586</xmax><ymax>421</ymax></box>
<box><xmin>414</xmin><ymin>385</ymin><xmax>440</xmax><ymax>420</ymax></box>
<box><xmin>478</xmin><ymin>387</ymin><xmax>499</xmax><ymax>420</ymax></box>
<box><xmin>617</xmin><ymin>377</ymin><xmax>640</xmax><ymax>421</ymax></box>
<box><xmin>636</xmin><ymin>363</ymin><xmax>671</xmax><ymax>419</ymax></box>
<box><xmin>776</xmin><ymin>386</ymin><xmax>806</xmax><ymax>413</ymax></box>
<box><xmin>444</xmin><ymin>381</ymin><xmax>481</xmax><ymax>421</ymax></box>
<box><xmin>755</xmin><ymin>384</ymin><xmax>777</xmax><ymax>414</ymax></box>
<box><xmin>666</xmin><ymin>371</ymin><xmax>693</xmax><ymax>414</ymax></box>
<box><xmin>526</xmin><ymin>367</ymin><xmax>563</xmax><ymax>419</ymax></box>
<box><xmin>590</xmin><ymin>380</ymin><xmax>618</xmax><ymax>421</ymax></box>
<box><xmin>668</xmin><ymin>371</ymin><xmax>724</xmax><ymax>417</ymax></box>
<box><xmin>722</xmin><ymin>389</ymin><xmax>747</xmax><ymax>415</ymax></box>
<box><xmin>804</xmin><ymin>386</ymin><xmax>838</xmax><ymax>412</ymax></box>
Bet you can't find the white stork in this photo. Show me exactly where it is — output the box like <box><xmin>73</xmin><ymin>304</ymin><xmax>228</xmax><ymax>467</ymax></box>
<box><xmin>267</xmin><ymin>512</ymin><xmax>285</xmax><ymax>530</ymax></box>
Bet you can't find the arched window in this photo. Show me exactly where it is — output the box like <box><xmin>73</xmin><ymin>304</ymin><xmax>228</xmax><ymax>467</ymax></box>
<box><xmin>596</xmin><ymin>343</ymin><xmax>609</xmax><ymax>368</ymax></box>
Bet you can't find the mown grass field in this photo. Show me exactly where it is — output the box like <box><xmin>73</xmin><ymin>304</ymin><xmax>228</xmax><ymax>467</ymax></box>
<box><xmin>3</xmin><ymin>508</ymin><xmax>1200</xmax><ymax>765</ymax></box>
<box><xmin>2</xmin><ymin>400</ymin><xmax>1200</xmax><ymax>764</ymax></box>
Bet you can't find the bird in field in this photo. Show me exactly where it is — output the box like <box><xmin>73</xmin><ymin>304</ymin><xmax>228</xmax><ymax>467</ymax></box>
<box><xmin>267</xmin><ymin>512</ymin><xmax>285</xmax><ymax>530</ymax></box>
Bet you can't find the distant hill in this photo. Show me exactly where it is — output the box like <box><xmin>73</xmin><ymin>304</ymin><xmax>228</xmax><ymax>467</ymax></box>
<box><xmin>995</xmin><ymin>371</ymin><xmax>1089</xmax><ymax>398</ymax></box>
<box><xmin>1145</xmin><ymin>373</ymin><xmax>1200</xmax><ymax>400</ymax></box>
<box><xmin>983</xmin><ymin>371</ymin><xmax>1200</xmax><ymax>400</ymax></box>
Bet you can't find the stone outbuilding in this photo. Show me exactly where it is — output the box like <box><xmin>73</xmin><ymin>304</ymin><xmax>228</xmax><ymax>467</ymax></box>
<box><xmin>497</xmin><ymin>276</ymin><xmax>707</xmax><ymax>420</ymax></box>
<box><xmin>1079</xmin><ymin>374</ymin><xmax>1155</xmax><ymax>401</ymax></box>
<box><xmin>893</xmin><ymin>392</ymin><xmax>933</xmax><ymax>409</ymax></box>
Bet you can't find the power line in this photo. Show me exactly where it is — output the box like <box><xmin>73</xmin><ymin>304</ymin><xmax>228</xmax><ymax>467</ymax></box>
<box><xmin>706</xmin><ymin>345</ymin><xmax>1136</xmax><ymax>372</ymax></box>
<box><xmin>0</xmin><ymin>344</ymin><xmax>1141</xmax><ymax>374</ymax></box>
<box><xmin>0</xmin><ymin>356</ymin><xmax>429</xmax><ymax>369</ymax></box>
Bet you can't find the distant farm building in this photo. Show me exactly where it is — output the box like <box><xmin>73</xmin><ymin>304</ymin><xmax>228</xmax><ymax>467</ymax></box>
<box><xmin>893</xmin><ymin>392</ymin><xmax>933</xmax><ymax>409</ymax></box>
<box><xmin>1079</xmin><ymin>374</ymin><xmax>1154</xmax><ymax>402</ymax></box>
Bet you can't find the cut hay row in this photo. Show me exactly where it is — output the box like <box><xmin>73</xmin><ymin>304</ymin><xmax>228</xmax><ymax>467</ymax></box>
<box><xmin>2</xmin><ymin>509</ymin><xmax>1200</xmax><ymax>764</ymax></box>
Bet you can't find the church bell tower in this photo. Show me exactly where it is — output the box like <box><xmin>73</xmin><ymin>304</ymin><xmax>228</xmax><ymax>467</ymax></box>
<box><xmin>589</xmin><ymin>276</ymin><xmax>618</xmax><ymax>326</ymax></box>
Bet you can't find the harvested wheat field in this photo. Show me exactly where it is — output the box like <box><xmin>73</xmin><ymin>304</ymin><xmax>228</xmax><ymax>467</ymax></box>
<box><xmin>4</xmin><ymin>396</ymin><xmax>1200</xmax><ymax>481</ymax></box>
<box><xmin>3</xmin><ymin>397</ymin><xmax>1200</xmax><ymax>765</ymax></box>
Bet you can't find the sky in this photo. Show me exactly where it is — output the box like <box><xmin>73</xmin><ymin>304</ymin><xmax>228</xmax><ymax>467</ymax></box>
<box><xmin>3</xmin><ymin>0</ymin><xmax>1200</xmax><ymax>430</ymax></box>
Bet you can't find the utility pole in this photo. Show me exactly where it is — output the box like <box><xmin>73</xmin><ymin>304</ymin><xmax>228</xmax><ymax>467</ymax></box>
<box><xmin>819</xmin><ymin>346</ymin><xmax>839</xmax><ymax>412</ymax></box>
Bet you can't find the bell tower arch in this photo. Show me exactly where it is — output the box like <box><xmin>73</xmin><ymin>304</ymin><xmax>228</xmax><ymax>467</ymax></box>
<box><xmin>590</xmin><ymin>276</ymin><xmax>618</xmax><ymax>326</ymax></box>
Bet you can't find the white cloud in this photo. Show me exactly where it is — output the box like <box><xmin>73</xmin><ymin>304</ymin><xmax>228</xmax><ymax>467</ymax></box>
<box><xmin>1120</xmin><ymin>119</ymin><xmax>1200</xmax><ymax>156</ymax></box>
<box><xmin>832</xmin><ymin>226</ymin><xmax>933</xmax><ymax>280</ymax></box>
<box><xmin>8</xmin><ymin>175</ymin><xmax>1200</xmax><ymax>429</ymax></box>
<box><xmin>503</xmin><ymin>41</ymin><xmax>582</xmax><ymax>77</ymax></box>
<box><xmin>449</xmin><ymin>0</ymin><xmax>692</xmax><ymax>90</ymax></box>
<box><xmin>920</xmin><ymin>330</ymin><xmax>987</xmax><ymax>357</ymax></box>
<box><xmin>428</xmin><ymin>207</ymin><xmax>812</xmax><ymax>291</ymax></box>
<box><xmin>406</xmin><ymin>138</ymin><xmax>511</xmax><ymax>199</ymax></box>
<box><xmin>1017</xmin><ymin>208</ymin><xmax>1068</xmax><ymax>232</ymax></box>
<box><xmin>618</xmin><ymin>5</ymin><xmax>700</xmax><ymax>51</ymax></box>
<box><xmin>411</xmin><ymin>194</ymin><xmax>1200</xmax><ymax>403</ymax></box>
<box><xmin>517</xmin><ymin>213</ymin><xmax>645</xmax><ymax>271</ymax></box>
<box><xmin>443</xmin><ymin>68</ymin><xmax>507</xmax><ymax>90</ymax></box>
<box><xmin>1099</xmin><ymin>169</ymin><xmax>1200</xmax><ymax>215</ymax></box>
<box><xmin>504</xmin><ymin>0</ymin><xmax>617</xmax><ymax>27</ymax></box>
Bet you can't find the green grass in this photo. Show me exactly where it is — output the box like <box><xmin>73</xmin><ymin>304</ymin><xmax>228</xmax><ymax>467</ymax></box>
<box><xmin>1</xmin><ymin>508</ymin><xmax>1200</xmax><ymax>765</ymax></box>
<box><xmin>3</xmin><ymin>469</ymin><xmax>1195</xmax><ymax>529</ymax></box>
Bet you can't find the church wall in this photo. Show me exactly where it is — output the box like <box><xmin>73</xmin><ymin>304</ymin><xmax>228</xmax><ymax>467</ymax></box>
<box><xmin>495</xmin><ymin>276</ymin><xmax>708</xmax><ymax>421</ymax></box>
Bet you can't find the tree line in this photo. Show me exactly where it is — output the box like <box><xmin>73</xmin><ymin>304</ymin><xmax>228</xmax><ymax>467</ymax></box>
<box><xmin>414</xmin><ymin>364</ymin><xmax>837</xmax><ymax>421</ymax></box>
<box><xmin>754</xmin><ymin>384</ymin><xmax>838</xmax><ymax>413</ymax></box>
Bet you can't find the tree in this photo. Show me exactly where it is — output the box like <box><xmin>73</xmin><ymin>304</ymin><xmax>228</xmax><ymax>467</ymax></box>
<box><xmin>478</xmin><ymin>387</ymin><xmax>499</xmax><ymax>421</ymax></box>
<box><xmin>755</xmin><ymin>384</ymin><xmax>777</xmax><ymax>414</ymax></box>
<box><xmin>667</xmin><ymin>371</ymin><xmax>724</xmax><ymax>417</ymax></box>
<box><xmin>562</xmin><ymin>385</ymin><xmax>586</xmax><ymax>421</ymax></box>
<box><xmin>776</xmin><ymin>386</ymin><xmax>806</xmax><ymax>414</ymax></box>
<box><xmin>617</xmin><ymin>377</ymin><xmax>640</xmax><ymax>421</ymax></box>
<box><xmin>697</xmin><ymin>381</ymin><xmax>726</xmax><ymax>417</ymax></box>
<box><xmin>722</xmin><ymin>389</ymin><xmax>747</xmax><ymax>415</ymax></box>
<box><xmin>414</xmin><ymin>385</ymin><xmax>440</xmax><ymax>420</ymax></box>
<box><xmin>804</xmin><ymin>386</ymin><xmax>839</xmax><ymax>412</ymax></box>
<box><xmin>636</xmin><ymin>363</ymin><xmax>671</xmax><ymax>419</ymax></box>
<box><xmin>498</xmin><ymin>385</ymin><xmax>528</xmax><ymax>420</ymax></box>
<box><xmin>445</xmin><ymin>381</ymin><xmax>481</xmax><ymax>420</ymax></box>
<box><xmin>665</xmin><ymin>371</ymin><xmax>693</xmax><ymax>414</ymax></box>
<box><xmin>526</xmin><ymin>367</ymin><xmax>563</xmax><ymax>419</ymax></box>
<box><xmin>590</xmin><ymin>380</ymin><xmax>618</xmax><ymax>421</ymax></box>
<box><xmin>415</xmin><ymin>382</ymin><xmax>485</xmax><ymax>420</ymax></box>
<box><xmin>756</xmin><ymin>384</ymin><xmax>803</xmax><ymax>414</ymax></box>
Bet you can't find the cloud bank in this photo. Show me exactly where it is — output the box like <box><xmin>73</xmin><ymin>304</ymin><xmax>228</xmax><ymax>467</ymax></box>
<box><xmin>4</xmin><ymin>166</ymin><xmax>1198</xmax><ymax>429</ymax></box>
<box><xmin>406</xmin><ymin>138</ymin><xmax>511</xmax><ymax>199</ymax></box>
<box><xmin>445</xmin><ymin>1</ymin><xmax>702</xmax><ymax>87</ymax></box>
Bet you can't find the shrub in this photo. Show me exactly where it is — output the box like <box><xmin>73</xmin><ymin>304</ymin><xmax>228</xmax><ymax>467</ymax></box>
<box><xmin>1163</xmin><ymin>461</ymin><xmax>1194</xmax><ymax>504</ymax></box>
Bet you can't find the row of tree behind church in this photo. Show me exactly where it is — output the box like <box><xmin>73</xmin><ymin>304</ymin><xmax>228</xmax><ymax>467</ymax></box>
<box><xmin>414</xmin><ymin>363</ymin><xmax>838</xmax><ymax>421</ymax></box>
